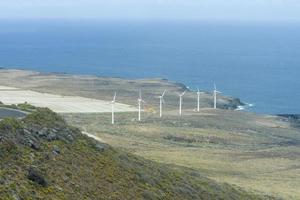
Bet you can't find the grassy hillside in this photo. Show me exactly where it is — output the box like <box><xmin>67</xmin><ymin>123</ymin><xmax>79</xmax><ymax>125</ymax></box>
<box><xmin>0</xmin><ymin>108</ymin><xmax>269</xmax><ymax>200</ymax></box>
<box><xmin>63</xmin><ymin>109</ymin><xmax>300</xmax><ymax>199</ymax></box>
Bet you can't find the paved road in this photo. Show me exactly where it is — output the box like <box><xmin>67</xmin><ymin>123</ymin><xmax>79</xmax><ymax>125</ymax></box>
<box><xmin>0</xmin><ymin>107</ymin><xmax>27</xmax><ymax>119</ymax></box>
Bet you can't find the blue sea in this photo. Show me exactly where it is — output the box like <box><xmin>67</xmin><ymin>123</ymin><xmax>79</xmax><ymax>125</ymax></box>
<box><xmin>0</xmin><ymin>20</ymin><xmax>299</xmax><ymax>114</ymax></box>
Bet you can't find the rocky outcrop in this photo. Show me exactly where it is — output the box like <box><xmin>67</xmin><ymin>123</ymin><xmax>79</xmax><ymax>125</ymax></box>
<box><xmin>27</xmin><ymin>168</ymin><xmax>48</xmax><ymax>187</ymax></box>
<box><xmin>278</xmin><ymin>114</ymin><xmax>300</xmax><ymax>128</ymax></box>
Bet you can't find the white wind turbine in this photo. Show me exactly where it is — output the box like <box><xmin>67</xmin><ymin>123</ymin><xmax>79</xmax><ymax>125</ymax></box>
<box><xmin>111</xmin><ymin>92</ymin><xmax>117</xmax><ymax>124</ymax></box>
<box><xmin>158</xmin><ymin>90</ymin><xmax>166</xmax><ymax>118</ymax></box>
<box><xmin>213</xmin><ymin>83</ymin><xmax>221</xmax><ymax>109</ymax></box>
<box><xmin>197</xmin><ymin>88</ymin><xmax>201</xmax><ymax>112</ymax></box>
<box><xmin>177</xmin><ymin>90</ymin><xmax>186</xmax><ymax>116</ymax></box>
<box><xmin>137</xmin><ymin>90</ymin><xmax>145</xmax><ymax>121</ymax></box>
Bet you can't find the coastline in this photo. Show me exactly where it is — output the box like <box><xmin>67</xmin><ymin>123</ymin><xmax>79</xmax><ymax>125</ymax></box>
<box><xmin>0</xmin><ymin>68</ymin><xmax>245</xmax><ymax>111</ymax></box>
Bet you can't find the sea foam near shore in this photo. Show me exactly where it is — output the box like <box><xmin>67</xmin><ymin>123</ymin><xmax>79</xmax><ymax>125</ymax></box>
<box><xmin>236</xmin><ymin>103</ymin><xmax>254</xmax><ymax>111</ymax></box>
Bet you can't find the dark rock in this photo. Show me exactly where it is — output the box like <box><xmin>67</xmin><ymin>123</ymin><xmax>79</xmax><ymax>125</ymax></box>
<box><xmin>47</xmin><ymin>132</ymin><xmax>57</xmax><ymax>141</ymax></box>
<box><xmin>27</xmin><ymin>168</ymin><xmax>48</xmax><ymax>187</ymax></box>
<box><xmin>29</xmin><ymin>126</ymin><xmax>40</xmax><ymax>135</ymax></box>
<box><xmin>44</xmin><ymin>153</ymin><xmax>51</xmax><ymax>160</ymax></box>
<box><xmin>27</xmin><ymin>139</ymin><xmax>40</xmax><ymax>150</ymax></box>
<box><xmin>38</xmin><ymin>128</ymin><xmax>48</xmax><ymax>137</ymax></box>
<box><xmin>66</xmin><ymin>134</ymin><xmax>74</xmax><ymax>142</ymax></box>
<box><xmin>278</xmin><ymin>114</ymin><xmax>300</xmax><ymax>128</ymax></box>
<box><xmin>0</xmin><ymin>178</ymin><xmax>5</xmax><ymax>184</ymax></box>
<box><xmin>95</xmin><ymin>143</ymin><xmax>108</xmax><ymax>152</ymax></box>
<box><xmin>52</xmin><ymin>145</ymin><xmax>60</xmax><ymax>154</ymax></box>
<box><xmin>223</xmin><ymin>98</ymin><xmax>245</xmax><ymax>110</ymax></box>
<box><xmin>57</xmin><ymin>134</ymin><xmax>73</xmax><ymax>143</ymax></box>
<box><xmin>23</xmin><ymin>128</ymin><xmax>31</xmax><ymax>135</ymax></box>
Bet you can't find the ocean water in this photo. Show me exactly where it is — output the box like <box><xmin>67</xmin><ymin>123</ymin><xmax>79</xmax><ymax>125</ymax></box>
<box><xmin>0</xmin><ymin>20</ymin><xmax>299</xmax><ymax>114</ymax></box>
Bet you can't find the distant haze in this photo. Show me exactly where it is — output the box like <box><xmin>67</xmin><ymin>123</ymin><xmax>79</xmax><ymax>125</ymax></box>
<box><xmin>1</xmin><ymin>0</ymin><xmax>300</xmax><ymax>22</ymax></box>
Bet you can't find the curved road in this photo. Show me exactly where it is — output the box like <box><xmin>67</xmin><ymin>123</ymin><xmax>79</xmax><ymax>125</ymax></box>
<box><xmin>0</xmin><ymin>107</ymin><xmax>27</xmax><ymax>119</ymax></box>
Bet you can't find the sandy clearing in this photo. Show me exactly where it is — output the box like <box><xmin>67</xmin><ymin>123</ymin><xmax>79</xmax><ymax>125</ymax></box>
<box><xmin>0</xmin><ymin>86</ymin><xmax>137</xmax><ymax>113</ymax></box>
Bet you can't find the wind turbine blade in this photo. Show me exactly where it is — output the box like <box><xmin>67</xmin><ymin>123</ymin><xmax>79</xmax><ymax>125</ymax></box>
<box><xmin>181</xmin><ymin>90</ymin><xmax>186</xmax><ymax>96</ymax></box>
<box><xmin>162</xmin><ymin>89</ymin><xmax>166</xmax><ymax>97</ymax></box>
<box><xmin>214</xmin><ymin>83</ymin><xmax>217</xmax><ymax>90</ymax></box>
<box><xmin>139</xmin><ymin>90</ymin><xmax>142</xmax><ymax>99</ymax></box>
<box><xmin>113</xmin><ymin>92</ymin><xmax>117</xmax><ymax>101</ymax></box>
<box><xmin>162</xmin><ymin>98</ymin><xmax>165</xmax><ymax>104</ymax></box>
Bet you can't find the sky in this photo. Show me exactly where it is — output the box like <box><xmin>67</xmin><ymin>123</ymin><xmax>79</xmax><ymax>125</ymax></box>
<box><xmin>0</xmin><ymin>0</ymin><xmax>300</xmax><ymax>22</ymax></box>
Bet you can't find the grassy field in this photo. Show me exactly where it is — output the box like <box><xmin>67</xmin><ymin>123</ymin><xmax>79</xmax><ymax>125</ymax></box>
<box><xmin>63</xmin><ymin>109</ymin><xmax>300</xmax><ymax>199</ymax></box>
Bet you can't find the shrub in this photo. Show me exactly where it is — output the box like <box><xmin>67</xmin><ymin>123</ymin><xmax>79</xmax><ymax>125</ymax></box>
<box><xmin>0</xmin><ymin>118</ymin><xmax>23</xmax><ymax>132</ymax></box>
<box><xmin>23</xmin><ymin>108</ymin><xmax>66</xmax><ymax>128</ymax></box>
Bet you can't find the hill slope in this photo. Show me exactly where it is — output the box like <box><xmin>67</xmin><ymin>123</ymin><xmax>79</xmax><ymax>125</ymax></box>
<box><xmin>0</xmin><ymin>108</ymin><xmax>268</xmax><ymax>200</ymax></box>
<box><xmin>63</xmin><ymin>109</ymin><xmax>300</xmax><ymax>199</ymax></box>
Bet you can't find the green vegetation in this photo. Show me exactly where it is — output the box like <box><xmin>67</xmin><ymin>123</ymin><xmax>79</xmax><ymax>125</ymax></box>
<box><xmin>64</xmin><ymin>109</ymin><xmax>300</xmax><ymax>199</ymax></box>
<box><xmin>0</xmin><ymin>108</ymin><xmax>269</xmax><ymax>199</ymax></box>
<box><xmin>0</xmin><ymin>117</ymin><xmax>23</xmax><ymax>132</ymax></box>
<box><xmin>24</xmin><ymin>108</ymin><xmax>66</xmax><ymax>128</ymax></box>
<box><xmin>17</xmin><ymin>102</ymin><xmax>37</xmax><ymax>112</ymax></box>
<box><xmin>0</xmin><ymin>102</ymin><xmax>36</xmax><ymax>112</ymax></box>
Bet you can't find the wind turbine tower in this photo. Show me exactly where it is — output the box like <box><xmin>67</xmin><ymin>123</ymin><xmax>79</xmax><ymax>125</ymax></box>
<box><xmin>137</xmin><ymin>90</ymin><xmax>145</xmax><ymax>121</ymax></box>
<box><xmin>213</xmin><ymin>83</ymin><xmax>221</xmax><ymax>109</ymax></box>
<box><xmin>197</xmin><ymin>88</ymin><xmax>200</xmax><ymax>112</ymax></box>
<box><xmin>111</xmin><ymin>92</ymin><xmax>116</xmax><ymax>124</ymax></box>
<box><xmin>177</xmin><ymin>91</ymin><xmax>186</xmax><ymax>116</ymax></box>
<box><xmin>159</xmin><ymin>90</ymin><xmax>166</xmax><ymax>118</ymax></box>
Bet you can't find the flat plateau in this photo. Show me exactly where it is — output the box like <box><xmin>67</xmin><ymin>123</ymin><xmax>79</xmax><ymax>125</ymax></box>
<box><xmin>0</xmin><ymin>85</ymin><xmax>136</xmax><ymax>113</ymax></box>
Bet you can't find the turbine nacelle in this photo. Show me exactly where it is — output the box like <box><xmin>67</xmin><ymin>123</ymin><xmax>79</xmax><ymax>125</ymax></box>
<box><xmin>176</xmin><ymin>90</ymin><xmax>186</xmax><ymax>97</ymax></box>
<box><xmin>214</xmin><ymin>83</ymin><xmax>222</xmax><ymax>93</ymax></box>
<box><xmin>177</xmin><ymin>90</ymin><xmax>186</xmax><ymax>116</ymax></box>
<box><xmin>157</xmin><ymin>90</ymin><xmax>167</xmax><ymax>118</ymax></box>
<box><xmin>138</xmin><ymin>90</ymin><xmax>146</xmax><ymax>103</ymax></box>
<box><xmin>158</xmin><ymin>90</ymin><xmax>166</xmax><ymax>103</ymax></box>
<box><xmin>138</xmin><ymin>98</ymin><xmax>146</xmax><ymax>103</ymax></box>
